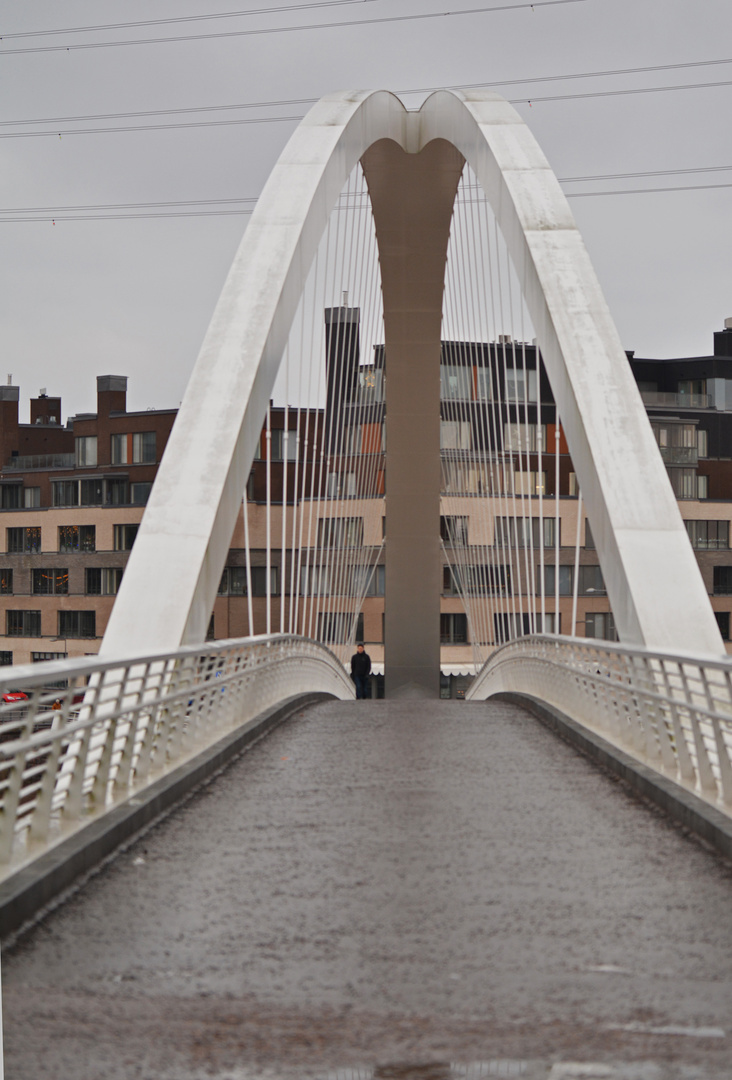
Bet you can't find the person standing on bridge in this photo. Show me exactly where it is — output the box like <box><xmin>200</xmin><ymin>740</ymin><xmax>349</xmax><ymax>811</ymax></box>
<box><xmin>350</xmin><ymin>643</ymin><xmax>372</xmax><ymax>699</ymax></box>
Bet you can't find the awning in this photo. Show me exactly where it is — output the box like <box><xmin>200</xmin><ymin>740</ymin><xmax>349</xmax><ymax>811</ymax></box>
<box><xmin>367</xmin><ymin>663</ymin><xmax>477</xmax><ymax>677</ymax></box>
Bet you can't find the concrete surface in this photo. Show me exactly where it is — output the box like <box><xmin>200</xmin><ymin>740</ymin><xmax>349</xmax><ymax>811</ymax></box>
<box><xmin>3</xmin><ymin>699</ymin><xmax>732</xmax><ymax>1079</ymax></box>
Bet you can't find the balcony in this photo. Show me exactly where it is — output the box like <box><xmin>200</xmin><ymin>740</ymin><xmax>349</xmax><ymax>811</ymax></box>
<box><xmin>641</xmin><ymin>390</ymin><xmax>711</xmax><ymax>409</ymax></box>
<box><xmin>3</xmin><ymin>453</ymin><xmax>75</xmax><ymax>471</ymax></box>
<box><xmin>659</xmin><ymin>445</ymin><xmax>698</xmax><ymax>466</ymax></box>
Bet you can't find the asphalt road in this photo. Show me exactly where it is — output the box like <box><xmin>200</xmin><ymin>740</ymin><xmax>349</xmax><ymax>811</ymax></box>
<box><xmin>3</xmin><ymin>698</ymin><xmax>732</xmax><ymax>1079</ymax></box>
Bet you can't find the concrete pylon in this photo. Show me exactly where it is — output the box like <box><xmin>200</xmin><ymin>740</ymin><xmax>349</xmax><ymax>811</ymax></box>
<box><xmin>362</xmin><ymin>139</ymin><xmax>465</xmax><ymax>697</ymax></box>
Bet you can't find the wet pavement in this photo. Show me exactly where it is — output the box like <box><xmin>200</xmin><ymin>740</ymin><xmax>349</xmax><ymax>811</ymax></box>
<box><xmin>3</xmin><ymin>698</ymin><xmax>732</xmax><ymax>1079</ymax></box>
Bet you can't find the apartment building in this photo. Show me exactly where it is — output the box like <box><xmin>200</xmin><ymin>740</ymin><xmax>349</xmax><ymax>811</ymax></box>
<box><xmin>2</xmin><ymin>318</ymin><xmax>732</xmax><ymax>688</ymax></box>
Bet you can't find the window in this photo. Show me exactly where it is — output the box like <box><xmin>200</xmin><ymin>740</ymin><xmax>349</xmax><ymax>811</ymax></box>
<box><xmin>132</xmin><ymin>431</ymin><xmax>156</xmax><ymax>463</ymax></box>
<box><xmin>59</xmin><ymin>525</ymin><xmax>95</xmax><ymax>553</ymax></box>
<box><xmin>107</xmin><ymin>478</ymin><xmax>129</xmax><ymax>505</ymax></box>
<box><xmin>568</xmin><ymin>472</ymin><xmax>579</xmax><ymax>497</ymax></box>
<box><xmin>220</xmin><ymin>566</ymin><xmax>277</xmax><ymax>596</ymax></box>
<box><xmin>1</xmin><ymin>484</ymin><xmax>21</xmax><ymax>509</ymax></box>
<box><xmin>440</xmin><ymin>420</ymin><xmax>471</xmax><ymax>450</ymax></box>
<box><xmin>358</xmin><ymin>367</ymin><xmax>384</xmax><ymax>402</ymax></box>
<box><xmin>59</xmin><ymin>611</ymin><xmax>96</xmax><ymax>638</ymax></box>
<box><xmin>131</xmin><ymin>482</ymin><xmax>151</xmax><ymax>506</ymax></box>
<box><xmin>75</xmin><ymin>436</ymin><xmax>97</xmax><ymax>467</ymax></box>
<box><xmin>52</xmin><ymin>481</ymin><xmax>79</xmax><ymax>507</ymax></box>
<box><xmin>111</xmin><ymin>433</ymin><xmax>127</xmax><ymax>464</ymax></box>
<box><xmin>504</xmin><ymin>367</ymin><xmax>537</xmax><ymax>403</ymax></box>
<box><xmin>440</xmin><ymin>364</ymin><xmax>473</xmax><ymax>401</ymax></box>
<box><xmin>685</xmin><ymin>520</ymin><xmax>729</xmax><ymax>550</ymax></box>
<box><xmin>714</xmin><ymin>611</ymin><xmax>730</xmax><ymax>641</ymax></box>
<box><xmin>111</xmin><ymin>432</ymin><xmax>156</xmax><ymax>464</ymax></box>
<box><xmin>32</xmin><ymin>568</ymin><xmax>68</xmax><ymax>595</ymax></box>
<box><xmin>584</xmin><ymin>612</ymin><xmax>618</xmax><ymax>641</ymax></box>
<box><xmin>579</xmin><ymin>564</ymin><xmax>606</xmax><ymax>595</ymax></box>
<box><xmin>698</xmin><ymin>474</ymin><xmax>708</xmax><ymax>500</ymax></box>
<box><xmin>7</xmin><ymin>526</ymin><xmax>41</xmax><ymax>553</ymax></box>
<box><xmin>80</xmin><ymin>478</ymin><xmax>104</xmax><ymax>506</ymax></box>
<box><xmin>652</xmin><ymin>421</ymin><xmax>698</xmax><ymax>450</ymax></box>
<box><xmin>229</xmin><ymin>567</ymin><xmax>248</xmax><ymax>595</ymax></box>
<box><xmin>7</xmin><ymin>610</ymin><xmax>41</xmax><ymax>637</ymax></box>
<box><xmin>495</xmin><ymin>517</ymin><xmax>557</xmax><ymax>548</ymax></box>
<box><xmin>0</xmin><ymin>652</ymin><xmax>12</xmax><ymax>666</ymax></box>
<box><xmin>698</xmin><ymin>429</ymin><xmax>708</xmax><ymax>458</ymax></box>
<box><xmin>53</xmin><ymin>479</ymin><xmax>102</xmax><ymax>506</ymax></box>
<box><xmin>540</xmin><ymin>612</ymin><xmax>560</xmax><ymax>634</ymax></box>
<box><xmin>678</xmin><ymin>379</ymin><xmax>706</xmax><ymax>399</ymax></box>
<box><xmin>441</xmin><ymin>460</ymin><xmax>485</xmax><ymax>494</ymax></box>
<box><xmin>350</xmin><ymin>565</ymin><xmax>385</xmax><ymax>597</ymax></box>
<box><xmin>85</xmin><ymin>567</ymin><xmax>123</xmax><ymax>595</ymax></box>
<box><xmin>440</xmin><ymin>515</ymin><xmax>469</xmax><ymax>545</ymax></box>
<box><xmin>0</xmin><ymin>570</ymin><xmax>12</xmax><ymax>595</ymax></box>
<box><xmin>494</xmin><ymin>612</ymin><xmax>532</xmax><ymax>642</ymax></box>
<box><xmin>669</xmin><ymin>469</ymin><xmax>699</xmax><ymax>500</ymax></box>
<box><xmin>24</xmin><ymin>487</ymin><xmax>40</xmax><ymax>508</ymax></box>
<box><xmin>503</xmin><ymin>423</ymin><xmax>546</xmax><ymax>453</ymax></box>
<box><xmin>512</xmin><ymin>470</ymin><xmax>546</xmax><ymax>496</ymax></box>
<box><xmin>585</xmin><ymin>519</ymin><xmax>595</xmax><ymax>550</ymax></box>
<box><xmin>300</xmin><ymin>565</ymin><xmax>331</xmax><ymax>596</ymax></box>
<box><xmin>544</xmin><ymin>564</ymin><xmax>574</xmax><ymax>596</ymax></box>
<box><xmin>440</xmin><ymin>612</ymin><xmax>468</xmax><ymax>644</ymax></box>
<box><xmin>445</xmin><ymin>564</ymin><xmax>509</xmax><ymax>596</ymax></box>
<box><xmin>317</xmin><ymin>517</ymin><xmax>363</xmax><ymax>548</ymax></box>
<box><xmin>269</xmin><ymin>429</ymin><xmax>299</xmax><ymax>462</ymax></box>
<box><xmin>475</xmin><ymin>366</ymin><xmax>492</xmax><ymax>401</ymax></box>
<box><xmin>114</xmin><ymin>524</ymin><xmax>139</xmax><ymax>551</ymax></box>
<box><xmin>318</xmin><ymin>611</ymin><xmax>364</xmax><ymax>643</ymax></box>
<box><xmin>713</xmin><ymin>566</ymin><xmax>732</xmax><ymax>595</ymax></box>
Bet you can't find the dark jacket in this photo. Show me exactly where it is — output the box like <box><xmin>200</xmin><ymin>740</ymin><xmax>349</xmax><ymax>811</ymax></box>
<box><xmin>350</xmin><ymin>650</ymin><xmax>371</xmax><ymax>678</ymax></box>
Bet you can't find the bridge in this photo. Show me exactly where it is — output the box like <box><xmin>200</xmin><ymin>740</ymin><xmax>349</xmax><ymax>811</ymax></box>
<box><xmin>1</xmin><ymin>90</ymin><xmax>731</xmax><ymax>1078</ymax></box>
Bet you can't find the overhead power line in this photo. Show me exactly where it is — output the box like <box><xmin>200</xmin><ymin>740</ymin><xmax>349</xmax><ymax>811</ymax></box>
<box><xmin>567</xmin><ymin>182</ymin><xmax>732</xmax><ymax>198</ymax></box>
<box><xmin>2</xmin><ymin>176</ymin><xmax>732</xmax><ymax>223</ymax></box>
<box><xmin>0</xmin><ymin>0</ymin><xmax>588</xmax><ymax>56</ymax></box>
<box><xmin>2</xmin><ymin>55</ymin><xmax>731</xmax><ymax>128</ymax></box>
<box><xmin>3</xmin><ymin>78</ymin><xmax>732</xmax><ymax>140</ymax></box>
<box><xmin>4</xmin><ymin>163</ymin><xmax>732</xmax><ymax>214</ymax></box>
<box><xmin>0</xmin><ymin>1</ymin><xmax>378</xmax><ymax>39</ymax></box>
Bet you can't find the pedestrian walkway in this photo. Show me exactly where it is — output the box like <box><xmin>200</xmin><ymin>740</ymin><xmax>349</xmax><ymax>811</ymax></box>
<box><xmin>4</xmin><ymin>699</ymin><xmax>732</xmax><ymax>1079</ymax></box>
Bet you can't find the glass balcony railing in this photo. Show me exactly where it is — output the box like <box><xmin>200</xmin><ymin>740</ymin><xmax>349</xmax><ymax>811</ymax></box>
<box><xmin>641</xmin><ymin>390</ymin><xmax>711</xmax><ymax>409</ymax></box>
<box><xmin>658</xmin><ymin>445</ymin><xmax>698</xmax><ymax>465</ymax></box>
<box><xmin>3</xmin><ymin>453</ymin><xmax>75</xmax><ymax>471</ymax></box>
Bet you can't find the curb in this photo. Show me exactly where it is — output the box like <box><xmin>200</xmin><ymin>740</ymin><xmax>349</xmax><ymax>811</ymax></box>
<box><xmin>0</xmin><ymin>692</ymin><xmax>331</xmax><ymax>941</ymax></box>
<box><xmin>496</xmin><ymin>691</ymin><xmax>732</xmax><ymax>861</ymax></box>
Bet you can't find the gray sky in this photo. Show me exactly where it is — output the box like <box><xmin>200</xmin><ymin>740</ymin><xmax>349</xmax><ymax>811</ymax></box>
<box><xmin>2</xmin><ymin>0</ymin><xmax>731</xmax><ymax>421</ymax></box>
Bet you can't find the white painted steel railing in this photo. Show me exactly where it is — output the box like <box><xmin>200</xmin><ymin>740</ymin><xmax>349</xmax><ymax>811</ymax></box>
<box><xmin>0</xmin><ymin>635</ymin><xmax>354</xmax><ymax>874</ymax></box>
<box><xmin>467</xmin><ymin>635</ymin><xmax>732</xmax><ymax>813</ymax></box>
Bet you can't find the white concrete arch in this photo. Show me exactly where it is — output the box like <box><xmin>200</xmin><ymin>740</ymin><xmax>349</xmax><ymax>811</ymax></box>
<box><xmin>101</xmin><ymin>89</ymin><xmax>724</xmax><ymax>662</ymax></box>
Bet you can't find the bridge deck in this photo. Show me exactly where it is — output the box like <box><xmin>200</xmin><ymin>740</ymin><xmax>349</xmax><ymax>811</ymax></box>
<box><xmin>4</xmin><ymin>699</ymin><xmax>732</xmax><ymax>1079</ymax></box>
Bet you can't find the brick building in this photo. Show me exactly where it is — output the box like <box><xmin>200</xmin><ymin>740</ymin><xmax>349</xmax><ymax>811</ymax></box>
<box><xmin>2</xmin><ymin>319</ymin><xmax>732</xmax><ymax>682</ymax></box>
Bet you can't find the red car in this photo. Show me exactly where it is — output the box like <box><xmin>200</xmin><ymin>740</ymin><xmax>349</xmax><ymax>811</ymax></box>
<box><xmin>2</xmin><ymin>691</ymin><xmax>29</xmax><ymax>704</ymax></box>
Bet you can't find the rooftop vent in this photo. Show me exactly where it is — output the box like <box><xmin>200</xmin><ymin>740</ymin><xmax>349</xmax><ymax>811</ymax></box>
<box><xmin>725</xmin><ymin>317</ymin><xmax>732</xmax><ymax>330</ymax></box>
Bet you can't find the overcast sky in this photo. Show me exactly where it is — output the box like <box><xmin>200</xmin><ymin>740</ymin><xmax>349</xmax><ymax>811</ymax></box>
<box><xmin>2</xmin><ymin>0</ymin><xmax>731</xmax><ymax>422</ymax></box>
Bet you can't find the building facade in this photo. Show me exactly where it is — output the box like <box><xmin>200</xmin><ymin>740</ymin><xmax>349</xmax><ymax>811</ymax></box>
<box><xmin>2</xmin><ymin>319</ymin><xmax>732</xmax><ymax>690</ymax></box>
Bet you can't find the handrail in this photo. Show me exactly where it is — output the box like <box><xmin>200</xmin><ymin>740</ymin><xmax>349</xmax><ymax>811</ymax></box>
<box><xmin>467</xmin><ymin>635</ymin><xmax>732</xmax><ymax>813</ymax></box>
<box><xmin>0</xmin><ymin>634</ymin><xmax>354</xmax><ymax>874</ymax></box>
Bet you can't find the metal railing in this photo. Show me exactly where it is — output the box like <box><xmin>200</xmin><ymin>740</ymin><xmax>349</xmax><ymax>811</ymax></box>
<box><xmin>467</xmin><ymin>635</ymin><xmax>732</xmax><ymax>812</ymax></box>
<box><xmin>0</xmin><ymin>635</ymin><xmax>354</xmax><ymax>874</ymax></box>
